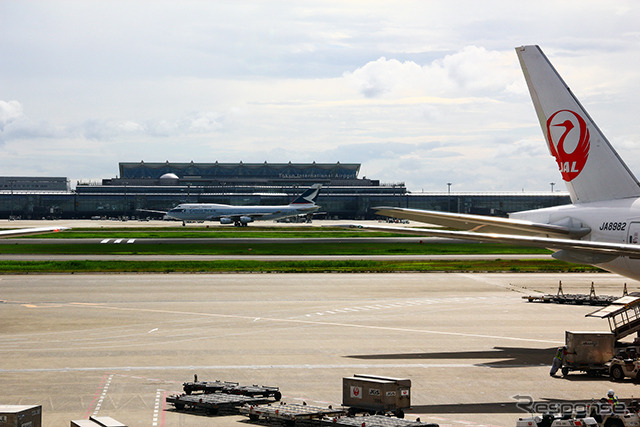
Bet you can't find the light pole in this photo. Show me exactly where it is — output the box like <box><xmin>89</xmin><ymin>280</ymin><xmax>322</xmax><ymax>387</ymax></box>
<box><xmin>447</xmin><ymin>182</ymin><xmax>452</xmax><ymax>212</ymax></box>
<box><xmin>550</xmin><ymin>182</ymin><xmax>555</xmax><ymax>192</ymax></box>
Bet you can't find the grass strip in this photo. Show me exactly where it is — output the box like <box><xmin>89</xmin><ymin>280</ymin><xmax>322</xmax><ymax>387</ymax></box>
<box><xmin>0</xmin><ymin>259</ymin><xmax>602</xmax><ymax>273</ymax></box>
<box><xmin>0</xmin><ymin>242</ymin><xmax>551</xmax><ymax>255</ymax></box>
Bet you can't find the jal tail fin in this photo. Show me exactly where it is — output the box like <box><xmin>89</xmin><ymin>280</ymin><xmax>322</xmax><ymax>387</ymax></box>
<box><xmin>290</xmin><ymin>184</ymin><xmax>322</xmax><ymax>205</ymax></box>
<box><xmin>516</xmin><ymin>45</ymin><xmax>640</xmax><ymax>203</ymax></box>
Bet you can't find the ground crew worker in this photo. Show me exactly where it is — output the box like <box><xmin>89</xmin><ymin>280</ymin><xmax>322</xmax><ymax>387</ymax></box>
<box><xmin>550</xmin><ymin>345</ymin><xmax>567</xmax><ymax>376</ymax></box>
<box><xmin>607</xmin><ymin>389</ymin><xmax>619</xmax><ymax>406</ymax></box>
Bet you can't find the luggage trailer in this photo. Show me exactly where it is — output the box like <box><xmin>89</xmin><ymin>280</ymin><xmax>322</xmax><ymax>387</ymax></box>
<box><xmin>323</xmin><ymin>414</ymin><xmax>440</xmax><ymax>427</ymax></box>
<box><xmin>240</xmin><ymin>404</ymin><xmax>439</xmax><ymax>427</ymax></box>
<box><xmin>166</xmin><ymin>393</ymin><xmax>272</xmax><ymax>416</ymax></box>
<box><xmin>240</xmin><ymin>403</ymin><xmax>348</xmax><ymax>425</ymax></box>
<box><xmin>182</xmin><ymin>380</ymin><xmax>282</xmax><ymax>399</ymax></box>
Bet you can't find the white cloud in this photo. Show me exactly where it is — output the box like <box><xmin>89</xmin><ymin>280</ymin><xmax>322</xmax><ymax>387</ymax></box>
<box><xmin>345</xmin><ymin>46</ymin><xmax>522</xmax><ymax>100</ymax></box>
<box><xmin>0</xmin><ymin>100</ymin><xmax>24</xmax><ymax>131</ymax></box>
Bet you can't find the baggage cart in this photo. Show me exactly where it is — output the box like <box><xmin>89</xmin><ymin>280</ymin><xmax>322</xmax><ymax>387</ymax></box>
<box><xmin>343</xmin><ymin>374</ymin><xmax>411</xmax><ymax>418</ymax></box>
<box><xmin>0</xmin><ymin>405</ymin><xmax>41</xmax><ymax>427</ymax></box>
<box><xmin>240</xmin><ymin>402</ymin><xmax>347</xmax><ymax>426</ymax></box>
<box><xmin>322</xmin><ymin>414</ymin><xmax>439</xmax><ymax>427</ymax></box>
<box><xmin>166</xmin><ymin>393</ymin><xmax>270</xmax><ymax>416</ymax></box>
<box><xmin>182</xmin><ymin>380</ymin><xmax>281</xmax><ymax>399</ymax></box>
<box><xmin>562</xmin><ymin>331</ymin><xmax>615</xmax><ymax>376</ymax></box>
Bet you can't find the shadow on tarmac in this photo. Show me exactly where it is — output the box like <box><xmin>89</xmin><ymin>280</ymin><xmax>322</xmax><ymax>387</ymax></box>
<box><xmin>346</xmin><ymin>346</ymin><xmax>556</xmax><ymax>367</ymax></box>
<box><xmin>412</xmin><ymin>398</ymin><xmax>633</xmax><ymax>414</ymax></box>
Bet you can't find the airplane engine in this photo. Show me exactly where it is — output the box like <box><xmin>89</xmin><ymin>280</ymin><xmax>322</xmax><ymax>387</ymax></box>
<box><xmin>219</xmin><ymin>218</ymin><xmax>233</xmax><ymax>225</ymax></box>
<box><xmin>240</xmin><ymin>216</ymin><xmax>254</xmax><ymax>224</ymax></box>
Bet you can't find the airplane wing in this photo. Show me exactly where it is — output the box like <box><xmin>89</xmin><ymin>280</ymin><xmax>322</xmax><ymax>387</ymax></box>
<box><xmin>0</xmin><ymin>226</ymin><xmax>69</xmax><ymax>238</ymax></box>
<box><xmin>344</xmin><ymin>223</ymin><xmax>640</xmax><ymax>260</ymax></box>
<box><xmin>373</xmin><ymin>207</ymin><xmax>589</xmax><ymax>238</ymax></box>
<box><xmin>220</xmin><ymin>212</ymin><xmax>275</xmax><ymax>220</ymax></box>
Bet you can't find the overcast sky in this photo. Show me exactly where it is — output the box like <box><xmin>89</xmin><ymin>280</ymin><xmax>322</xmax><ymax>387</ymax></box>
<box><xmin>2</xmin><ymin>1</ymin><xmax>640</xmax><ymax>191</ymax></box>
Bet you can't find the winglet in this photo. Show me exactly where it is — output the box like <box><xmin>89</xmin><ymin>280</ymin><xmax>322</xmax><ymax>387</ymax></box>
<box><xmin>516</xmin><ymin>45</ymin><xmax>640</xmax><ymax>203</ymax></box>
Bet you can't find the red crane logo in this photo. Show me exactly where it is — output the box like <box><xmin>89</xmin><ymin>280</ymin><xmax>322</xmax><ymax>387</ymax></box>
<box><xmin>546</xmin><ymin>109</ymin><xmax>590</xmax><ymax>182</ymax></box>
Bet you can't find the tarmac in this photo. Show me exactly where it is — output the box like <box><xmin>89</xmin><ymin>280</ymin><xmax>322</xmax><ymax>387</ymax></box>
<box><xmin>1</xmin><ymin>272</ymin><xmax>638</xmax><ymax>427</ymax></box>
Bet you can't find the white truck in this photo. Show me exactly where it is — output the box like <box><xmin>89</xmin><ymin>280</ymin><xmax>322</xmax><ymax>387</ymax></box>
<box><xmin>609</xmin><ymin>349</ymin><xmax>640</xmax><ymax>381</ymax></box>
<box><xmin>517</xmin><ymin>414</ymin><xmax>598</xmax><ymax>427</ymax></box>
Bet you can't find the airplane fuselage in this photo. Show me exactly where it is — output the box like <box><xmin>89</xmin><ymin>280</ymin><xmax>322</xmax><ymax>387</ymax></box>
<box><xmin>166</xmin><ymin>203</ymin><xmax>319</xmax><ymax>223</ymax></box>
<box><xmin>512</xmin><ymin>198</ymin><xmax>640</xmax><ymax>279</ymax></box>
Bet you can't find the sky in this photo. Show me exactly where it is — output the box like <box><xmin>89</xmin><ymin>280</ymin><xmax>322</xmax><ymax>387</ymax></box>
<box><xmin>2</xmin><ymin>1</ymin><xmax>640</xmax><ymax>192</ymax></box>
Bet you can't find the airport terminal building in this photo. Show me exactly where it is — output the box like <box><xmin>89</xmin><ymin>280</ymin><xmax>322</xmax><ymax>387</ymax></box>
<box><xmin>0</xmin><ymin>162</ymin><xmax>570</xmax><ymax>220</ymax></box>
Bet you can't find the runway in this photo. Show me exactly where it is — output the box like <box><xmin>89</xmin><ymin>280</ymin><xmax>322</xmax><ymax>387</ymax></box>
<box><xmin>1</xmin><ymin>272</ymin><xmax>636</xmax><ymax>427</ymax></box>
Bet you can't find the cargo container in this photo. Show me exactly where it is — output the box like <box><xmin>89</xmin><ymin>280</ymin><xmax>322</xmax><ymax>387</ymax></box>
<box><xmin>342</xmin><ymin>374</ymin><xmax>411</xmax><ymax>418</ymax></box>
<box><xmin>0</xmin><ymin>405</ymin><xmax>41</xmax><ymax>427</ymax></box>
<box><xmin>70</xmin><ymin>416</ymin><xmax>126</xmax><ymax>427</ymax></box>
<box><xmin>562</xmin><ymin>331</ymin><xmax>616</xmax><ymax>376</ymax></box>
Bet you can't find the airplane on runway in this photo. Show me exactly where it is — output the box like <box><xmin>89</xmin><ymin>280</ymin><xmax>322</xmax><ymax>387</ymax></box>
<box><xmin>160</xmin><ymin>183</ymin><xmax>322</xmax><ymax>226</ymax></box>
<box><xmin>349</xmin><ymin>45</ymin><xmax>640</xmax><ymax>281</ymax></box>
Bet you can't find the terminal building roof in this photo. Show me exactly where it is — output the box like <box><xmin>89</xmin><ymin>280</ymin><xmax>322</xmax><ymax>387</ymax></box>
<box><xmin>119</xmin><ymin>162</ymin><xmax>361</xmax><ymax>180</ymax></box>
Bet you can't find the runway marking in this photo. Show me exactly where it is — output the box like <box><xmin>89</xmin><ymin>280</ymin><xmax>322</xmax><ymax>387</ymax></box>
<box><xmin>303</xmin><ymin>296</ymin><xmax>504</xmax><ymax>319</ymax></box>
<box><xmin>93</xmin><ymin>373</ymin><xmax>113</xmax><ymax>416</ymax></box>
<box><xmin>63</xmin><ymin>302</ymin><xmax>561</xmax><ymax>345</ymax></box>
<box><xmin>161</xmin><ymin>391</ymin><xmax>168</xmax><ymax>427</ymax></box>
<box><xmin>100</xmin><ymin>238</ymin><xmax>135</xmax><ymax>244</ymax></box>
<box><xmin>152</xmin><ymin>389</ymin><xmax>163</xmax><ymax>427</ymax></box>
<box><xmin>85</xmin><ymin>373</ymin><xmax>113</xmax><ymax>418</ymax></box>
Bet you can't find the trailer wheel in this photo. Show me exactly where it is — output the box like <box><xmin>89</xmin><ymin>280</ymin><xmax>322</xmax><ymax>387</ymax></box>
<box><xmin>174</xmin><ymin>403</ymin><xmax>185</xmax><ymax>410</ymax></box>
<box><xmin>249</xmin><ymin>414</ymin><xmax>259</xmax><ymax>421</ymax></box>
<box><xmin>274</xmin><ymin>391</ymin><xmax>282</xmax><ymax>401</ymax></box>
<box><xmin>611</xmin><ymin>365</ymin><xmax>625</xmax><ymax>381</ymax></box>
<box><xmin>395</xmin><ymin>409</ymin><xmax>405</xmax><ymax>419</ymax></box>
<box><xmin>561</xmin><ymin>367</ymin><xmax>569</xmax><ymax>376</ymax></box>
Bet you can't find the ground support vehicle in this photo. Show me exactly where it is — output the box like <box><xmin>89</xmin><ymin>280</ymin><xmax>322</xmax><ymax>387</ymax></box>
<box><xmin>343</xmin><ymin>374</ymin><xmax>411</xmax><ymax>418</ymax></box>
<box><xmin>239</xmin><ymin>402</ymin><xmax>347</xmax><ymax>426</ymax></box>
<box><xmin>182</xmin><ymin>380</ymin><xmax>281</xmax><ymax>399</ymax></box>
<box><xmin>517</xmin><ymin>414</ymin><xmax>598</xmax><ymax>427</ymax></box>
<box><xmin>609</xmin><ymin>355</ymin><xmax>640</xmax><ymax>381</ymax></box>
<box><xmin>166</xmin><ymin>393</ymin><xmax>270</xmax><ymax>416</ymax></box>
<box><xmin>587</xmin><ymin>400</ymin><xmax>640</xmax><ymax>427</ymax></box>
<box><xmin>322</xmin><ymin>415</ymin><xmax>439</xmax><ymax>427</ymax></box>
<box><xmin>561</xmin><ymin>332</ymin><xmax>615</xmax><ymax>376</ymax></box>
